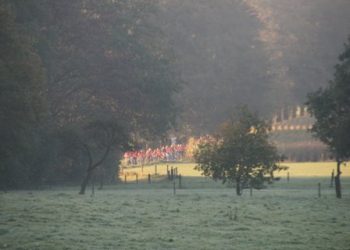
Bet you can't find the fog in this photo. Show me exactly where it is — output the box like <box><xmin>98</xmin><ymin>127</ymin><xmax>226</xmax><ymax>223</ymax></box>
<box><xmin>1</xmin><ymin>0</ymin><xmax>350</xmax><ymax>189</ymax></box>
<box><xmin>157</xmin><ymin>0</ymin><xmax>350</xmax><ymax>133</ymax></box>
<box><xmin>1</xmin><ymin>1</ymin><xmax>350</xmax><ymax>248</ymax></box>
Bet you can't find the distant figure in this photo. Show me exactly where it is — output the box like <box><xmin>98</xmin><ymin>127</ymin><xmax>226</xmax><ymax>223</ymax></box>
<box><xmin>171</xmin><ymin>136</ymin><xmax>177</xmax><ymax>145</ymax></box>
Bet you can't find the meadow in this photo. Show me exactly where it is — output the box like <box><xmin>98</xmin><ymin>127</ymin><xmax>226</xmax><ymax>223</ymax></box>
<box><xmin>120</xmin><ymin>161</ymin><xmax>350</xmax><ymax>179</ymax></box>
<box><xmin>1</xmin><ymin>162</ymin><xmax>350</xmax><ymax>250</ymax></box>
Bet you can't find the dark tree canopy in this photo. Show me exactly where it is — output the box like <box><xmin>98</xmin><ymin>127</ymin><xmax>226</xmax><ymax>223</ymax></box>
<box><xmin>306</xmin><ymin>36</ymin><xmax>350</xmax><ymax>198</ymax></box>
<box><xmin>0</xmin><ymin>0</ymin><xmax>180</xmax><ymax>189</ymax></box>
<box><xmin>0</xmin><ymin>2</ymin><xmax>47</xmax><ymax>188</ymax></box>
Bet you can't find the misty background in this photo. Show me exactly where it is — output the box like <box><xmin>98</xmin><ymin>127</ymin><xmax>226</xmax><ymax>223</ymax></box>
<box><xmin>1</xmin><ymin>0</ymin><xmax>350</xmax><ymax>188</ymax></box>
<box><xmin>158</xmin><ymin>0</ymin><xmax>350</xmax><ymax>133</ymax></box>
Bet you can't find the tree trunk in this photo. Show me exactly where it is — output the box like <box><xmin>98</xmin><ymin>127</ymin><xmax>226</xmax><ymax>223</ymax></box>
<box><xmin>79</xmin><ymin>143</ymin><xmax>111</xmax><ymax>195</ymax></box>
<box><xmin>335</xmin><ymin>159</ymin><xmax>342</xmax><ymax>198</ymax></box>
<box><xmin>236</xmin><ymin>178</ymin><xmax>242</xmax><ymax>196</ymax></box>
<box><xmin>79</xmin><ymin>170</ymin><xmax>93</xmax><ymax>195</ymax></box>
<box><xmin>98</xmin><ymin>167</ymin><xmax>104</xmax><ymax>190</ymax></box>
<box><xmin>269</xmin><ymin>170</ymin><xmax>274</xmax><ymax>184</ymax></box>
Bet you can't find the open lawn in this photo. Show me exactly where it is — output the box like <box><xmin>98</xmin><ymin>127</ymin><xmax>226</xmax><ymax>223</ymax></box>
<box><xmin>1</xmin><ymin>171</ymin><xmax>350</xmax><ymax>249</ymax></box>
<box><xmin>121</xmin><ymin>161</ymin><xmax>350</xmax><ymax>180</ymax></box>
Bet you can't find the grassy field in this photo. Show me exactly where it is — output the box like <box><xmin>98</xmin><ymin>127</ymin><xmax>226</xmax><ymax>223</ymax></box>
<box><xmin>1</xmin><ymin>162</ymin><xmax>350</xmax><ymax>250</ymax></box>
<box><xmin>121</xmin><ymin>161</ymin><xmax>350</xmax><ymax>180</ymax></box>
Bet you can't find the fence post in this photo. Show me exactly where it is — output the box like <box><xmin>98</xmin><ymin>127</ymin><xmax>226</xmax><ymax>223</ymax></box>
<box><xmin>167</xmin><ymin>165</ymin><xmax>170</xmax><ymax>180</ymax></box>
<box><xmin>148</xmin><ymin>174</ymin><xmax>151</xmax><ymax>184</ymax></box>
<box><xmin>318</xmin><ymin>183</ymin><xmax>321</xmax><ymax>198</ymax></box>
<box><xmin>91</xmin><ymin>174</ymin><xmax>95</xmax><ymax>197</ymax></box>
<box><xmin>250</xmin><ymin>180</ymin><xmax>253</xmax><ymax>197</ymax></box>
<box><xmin>173</xmin><ymin>181</ymin><xmax>176</xmax><ymax>196</ymax></box>
<box><xmin>171</xmin><ymin>167</ymin><xmax>174</xmax><ymax>180</ymax></box>
<box><xmin>136</xmin><ymin>173</ymin><xmax>138</xmax><ymax>184</ymax></box>
<box><xmin>330</xmin><ymin>169</ymin><xmax>334</xmax><ymax>188</ymax></box>
<box><xmin>287</xmin><ymin>172</ymin><xmax>290</xmax><ymax>183</ymax></box>
<box><xmin>179</xmin><ymin>174</ymin><xmax>182</xmax><ymax>189</ymax></box>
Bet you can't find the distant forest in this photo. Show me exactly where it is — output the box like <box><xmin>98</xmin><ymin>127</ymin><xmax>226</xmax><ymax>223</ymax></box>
<box><xmin>158</xmin><ymin>0</ymin><xmax>350</xmax><ymax>134</ymax></box>
<box><xmin>1</xmin><ymin>0</ymin><xmax>349</xmax><ymax>188</ymax></box>
<box><xmin>0</xmin><ymin>0</ymin><xmax>180</xmax><ymax>188</ymax></box>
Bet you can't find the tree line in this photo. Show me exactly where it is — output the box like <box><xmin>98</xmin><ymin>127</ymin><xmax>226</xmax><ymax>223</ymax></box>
<box><xmin>0</xmin><ymin>0</ymin><xmax>180</xmax><ymax>192</ymax></box>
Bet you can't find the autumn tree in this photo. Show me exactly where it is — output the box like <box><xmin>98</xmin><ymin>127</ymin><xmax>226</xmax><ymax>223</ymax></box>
<box><xmin>194</xmin><ymin>107</ymin><xmax>285</xmax><ymax>195</ymax></box>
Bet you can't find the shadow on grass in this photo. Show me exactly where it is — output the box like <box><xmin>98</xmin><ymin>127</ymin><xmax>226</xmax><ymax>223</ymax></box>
<box><xmin>106</xmin><ymin>176</ymin><xmax>350</xmax><ymax>192</ymax></box>
<box><xmin>112</xmin><ymin>176</ymin><xmax>227</xmax><ymax>190</ymax></box>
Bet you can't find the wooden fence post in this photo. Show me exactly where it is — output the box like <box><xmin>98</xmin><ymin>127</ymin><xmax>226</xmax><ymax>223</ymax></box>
<box><xmin>250</xmin><ymin>180</ymin><xmax>253</xmax><ymax>197</ymax></box>
<box><xmin>167</xmin><ymin>165</ymin><xmax>170</xmax><ymax>180</ymax></box>
<box><xmin>179</xmin><ymin>174</ymin><xmax>182</xmax><ymax>189</ymax></box>
<box><xmin>91</xmin><ymin>174</ymin><xmax>95</xmax><ymax>197</ymax></box>
<box><xmin>148</xmin><ymin>174</ymin><xmax>151</xmax><ymax>184</ymax></box>
<box><xmin>330</xmin><ymin>169</ymin><xmax>334</xmax><ymax>188</ymax></box>
<box><xmin>173</xmin><ymin>181</ymin><xmax>176</xmax><ymax>196</ymax></box>
<box><xmin>287</xmin><ymin>172</ymin><xmax>290</xmax><ymax>183</ymax></box>
<box><xmin>318</xmin><ymin>183</ymin><xmax>321</xmax><ymax>198</ymax></box>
